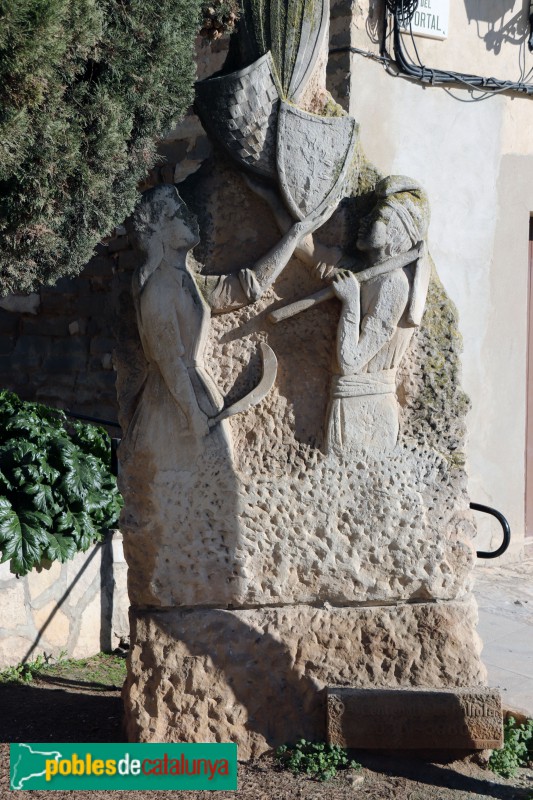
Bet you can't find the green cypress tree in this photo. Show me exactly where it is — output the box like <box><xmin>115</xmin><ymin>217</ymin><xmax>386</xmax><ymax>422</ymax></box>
<box><xmin>0</xmin><ymin>0</ymin><xmax>204</xmax><ymax>295</ymax></box>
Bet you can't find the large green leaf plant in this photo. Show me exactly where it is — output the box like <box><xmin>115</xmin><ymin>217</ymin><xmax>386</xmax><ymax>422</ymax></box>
<box><xmin>0</xmin><ymin>390</ymin><xmax>122</xmax><ymax>575</ymax></box>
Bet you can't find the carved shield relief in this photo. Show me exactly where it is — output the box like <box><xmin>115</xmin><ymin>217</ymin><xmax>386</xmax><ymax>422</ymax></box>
<box><xmin>276</xmin><ymin>102</ymin><xmax>359</xmax><ymax>219</ymax></box>
<box><xmin>195</xmin><ymin>52</ymin><xmax>279</xmax><ymax>179</ymax></box>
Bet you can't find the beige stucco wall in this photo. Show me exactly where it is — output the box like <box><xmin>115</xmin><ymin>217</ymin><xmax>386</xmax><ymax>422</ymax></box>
<box><xmin>342</xmin><ymin>0</ymin><xmax>533</xmax><ymax>558</ymax></box>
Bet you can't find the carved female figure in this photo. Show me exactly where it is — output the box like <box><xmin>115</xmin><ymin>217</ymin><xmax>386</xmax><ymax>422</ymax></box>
<box><xmin>125</xmin><ymin>186</ymin><xmax>229</xmax><ymax>470</ymax></box>
<box><xmin>328</xmin><ymin>176</ymin><xmax>430</xmax><ymax>455</ymax></box>
<box><xmin>123</xmin><ymin>183</ymin><xmax>333</xmax><ymax>469</ymax></box>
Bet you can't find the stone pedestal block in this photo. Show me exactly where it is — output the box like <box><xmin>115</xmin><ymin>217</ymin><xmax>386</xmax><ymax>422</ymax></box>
<box><xmin>327</xmin><ymin>687</ymin><xmax>503</xmax><ymax>750</ymax></box>
<box><xmin>123</xmin><ymin>598</ymin><xmax>487</xmax><ymax>759</ymax></box>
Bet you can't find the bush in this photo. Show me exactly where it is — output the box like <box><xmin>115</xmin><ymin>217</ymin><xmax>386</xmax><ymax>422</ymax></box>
<box><xmin>489</xmin><ymin>716</ymin><xmax>533</xmax><ymax>778</ymax></box>
<box><xmin>0</xmin><ymin>0</ymin><xmax>203</xmax><ymax>295</ymax></box>
<box><xmin>0</xmin><ymin>390</ymin><xmax>122</xmax><ymax>575</ymax></box>
<box><xmin>275</xmin><ymin>740</ymin><xmax>361</xmax><ymax>782</ymax></box>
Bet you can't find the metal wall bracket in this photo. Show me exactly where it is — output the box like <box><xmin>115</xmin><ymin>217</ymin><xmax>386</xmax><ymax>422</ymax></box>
<box><xmin>470</xmin><ymin>502</ymin><xmax>511</xmax><ymax>559</ymax></box>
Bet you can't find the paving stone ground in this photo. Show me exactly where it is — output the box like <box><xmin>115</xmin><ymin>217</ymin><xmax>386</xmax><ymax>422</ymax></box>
<box><xmin>474</xmin><ymin>558</ymin><xmax>533</xmax><ymax>716</ymax></box>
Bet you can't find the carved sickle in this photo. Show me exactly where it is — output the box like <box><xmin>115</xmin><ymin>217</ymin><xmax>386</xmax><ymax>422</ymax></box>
<box><xmin>268</xmin><ymin>244</ymin><xmax>422</xmax><ymax>324</ymax></box>
<box><xmin>209</xmin><ymin>342</ymin><xmax>278</xmax><ymax>427</ymax></box>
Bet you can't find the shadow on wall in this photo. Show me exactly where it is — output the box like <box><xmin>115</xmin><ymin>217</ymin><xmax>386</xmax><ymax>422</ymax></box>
<box><xmin>366</xmin><ymin>0</ymin><xmax>385</xmax><ymax>46</ymax></box>
<box><xmin>463</xmin><ymin>0</ymin><xmax>530</xmax><ymax>52</ymax></box>
<box><xmin>21</xmin><ymin>536</ymin><xmax>118</xmax><ymax>665</ymax></box>
<box><xmin>130</xmin><ymin>609</ymin><xmax>328</xmax><ymax>749</ymax></box>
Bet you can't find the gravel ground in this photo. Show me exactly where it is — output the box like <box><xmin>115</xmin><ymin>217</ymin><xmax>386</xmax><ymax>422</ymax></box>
<box><xmin>0</xmin><ymin>670</ymin><xmax>532</xmax><ymax>799</ymax></box>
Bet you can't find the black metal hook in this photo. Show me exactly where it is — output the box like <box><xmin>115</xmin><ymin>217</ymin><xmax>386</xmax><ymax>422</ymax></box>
<box><xmin>470</xmin><ymin>502</ymin><xmax>511</xmax><ymax>559</ymax></box>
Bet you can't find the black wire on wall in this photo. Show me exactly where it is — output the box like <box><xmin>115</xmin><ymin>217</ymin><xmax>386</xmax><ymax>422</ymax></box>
<box><xmin>330</xmin><ymin>0</ymin><xmax>533</xmax><ymax>100</ymax></box>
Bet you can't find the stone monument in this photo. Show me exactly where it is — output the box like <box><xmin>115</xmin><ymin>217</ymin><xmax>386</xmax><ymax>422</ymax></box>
<box><xmin>118</xmin><ymin>0</ymin><xmax>489</xmax><ymax>758</ymax></box>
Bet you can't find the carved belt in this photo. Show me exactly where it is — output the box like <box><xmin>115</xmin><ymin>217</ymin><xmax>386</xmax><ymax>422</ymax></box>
<box><xmin>331</xmin><ymin>370</ymin><xmax>396</xmax><ymax>399</ymax></box>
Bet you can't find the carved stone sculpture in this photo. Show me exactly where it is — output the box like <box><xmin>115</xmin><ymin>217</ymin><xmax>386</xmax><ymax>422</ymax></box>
<box><xmin>118</xmin><ymin>0</ymin><xmax>488</xmax><ymax>757</ymax></box>
<box><xmin>123</xmin><ymin>185</ymin><xmax>234</xmax><ymax>469</ymax></box>
<box><xmin>326</xmin><ymin>177</ymin><xmax>430</xmax><ymax>455</ymax></box>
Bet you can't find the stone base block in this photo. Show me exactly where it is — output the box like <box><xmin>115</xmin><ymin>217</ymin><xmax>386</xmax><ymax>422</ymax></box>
<box><xmin>123</xmin><ymin>597</ymin><xmax>487</xmax><ymax>760</ymax></box>
<box><xmin>327</xmin><ymin>687</ymin><xmax>503</xmax><ymax>750</ymax></box>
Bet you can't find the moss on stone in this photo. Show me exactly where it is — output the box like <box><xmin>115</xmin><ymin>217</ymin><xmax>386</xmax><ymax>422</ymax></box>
<box><xmin>322</xmin><ymin>94</ymin><xmax>346</xmax><ymax>117</ymax></box>
<box><xmin>399</xmin><ymin>267</ymin><xmax>470</xmax><ymax>469</ymax></box>
<box><xmin>348</xmin><ymin>142</ymin><xmax>381</xmax><ymax>200</ymax></box>
<box><xmin>244</xmin><ymin>0</ymin><xmax>324</xmax><ymax>97</ymax></box>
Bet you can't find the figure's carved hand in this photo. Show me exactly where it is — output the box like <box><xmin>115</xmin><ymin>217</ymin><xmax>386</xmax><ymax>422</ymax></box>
<box><xmin>314</xmin><ymin>261</ymin><xmax>337</xmax><ymax>281</ymax></box>
<box><xmin>296</xmin><ymin>199</ymin><xmax>340</xmax><ymax>238</ymax></box>
<box><xmin>331</xmin><ymin>271</ymin><xmax>360</xmax><ymax>304</ymax></box>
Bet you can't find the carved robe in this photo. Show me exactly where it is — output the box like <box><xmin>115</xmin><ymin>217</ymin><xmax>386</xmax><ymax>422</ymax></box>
<box><xmin>327</xmin><ymin>264</ymin><xmax>417</xmax><ymax>455</ymax></box>
<box><xmin>123</xmin><ymin>258</ymin><xmax>260</xmax><ymax>471</ymax></box>
<box><xmin>124</xmin><ymin>260</ymin><xmax>227</xmax><ymax>471</ymax></box>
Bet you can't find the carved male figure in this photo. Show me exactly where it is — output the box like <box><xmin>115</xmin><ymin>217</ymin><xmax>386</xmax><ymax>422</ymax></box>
<box><xmin>248</xmin><ymin>173</ymin><xmax>430</xmax><ymax>456</ymax></box>
<box><xmin>327</xmin><ymin>176</ymin><xmax>430</xmax><ymax>455</ymax></box>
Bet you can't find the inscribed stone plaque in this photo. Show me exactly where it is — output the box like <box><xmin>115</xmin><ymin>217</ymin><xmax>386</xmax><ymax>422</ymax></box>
<box><xmin>327</xmin><ymin>688</ymin><xmax>503</xmax><ymax>750</ymax></box>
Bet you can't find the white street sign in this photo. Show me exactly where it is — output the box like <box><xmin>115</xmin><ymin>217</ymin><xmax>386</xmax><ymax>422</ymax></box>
<box><xmin>400</xmin><ymin>0</ymin><xmax>449</xmax><ymax>40</ymax></box>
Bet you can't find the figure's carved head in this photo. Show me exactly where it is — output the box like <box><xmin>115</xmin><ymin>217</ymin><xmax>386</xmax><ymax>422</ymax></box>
<box><xmin>358</xmin><ymin>175</ymin><xmax>430</xmax><ymax>258</ymax></box>
<box><xmin>133</xmin><ymin>185</ymin><xmax>200</xmax><ymax>255</ymax></box>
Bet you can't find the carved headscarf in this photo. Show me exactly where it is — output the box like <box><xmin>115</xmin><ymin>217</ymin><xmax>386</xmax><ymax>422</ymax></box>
<box><xmin>374</xmin><ymin>175</ymin><xmax>431</xmax><ymax>328</ymax></box>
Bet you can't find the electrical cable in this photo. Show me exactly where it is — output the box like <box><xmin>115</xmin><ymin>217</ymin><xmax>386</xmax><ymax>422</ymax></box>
<box><xmin>331</xmin><ymin>1</ymin><xmax>533</xmax><ymax>100</ymax></box>
<box><xmin>390</xmin><ymin>2</ymin><xmax>533</xmax><ymax>98</ymax></box>
<box><xmin>329</xmin><ymin>44</ymin><xmax>391</xmax><ymax>66</ymax></box>
<box><xmin>384</xmin><ymin>0</ymin><xmax>417</xmax><ymax>28</ymax></box>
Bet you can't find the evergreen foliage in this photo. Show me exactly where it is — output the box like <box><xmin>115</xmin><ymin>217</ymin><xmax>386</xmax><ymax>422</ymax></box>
<box><xmin>0</xmin><ymin>390</ymin><xmax>122</xmax><ymax>575</ymax></box>
<box><xmin>0</xmin><ymin>0</ymin><xmax>203</xmax><ymax>295</ymax></box>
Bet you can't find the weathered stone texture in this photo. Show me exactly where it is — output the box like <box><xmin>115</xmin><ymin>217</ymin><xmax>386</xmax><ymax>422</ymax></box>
<box><xmin>327</xmin><ymin>687</ymin><xmax>503</xmax><ymax>750</ymax></box>
<box><xmin>0</xmin><ymin>258</ymin><xmax>119</xmax><ymax>422</ymax></box>
<box><xmin>115</xmin><ymin>1</ymin><xmax>487</xmax><ymax>756</ymax></box>
<box><xmin>123</xmin><ymin>437</ymin><xmax>475</xmax><ymax>608</ymax></box>
<box><xmin>123</xmin><ymin>598</ymin><xmax>487</xmax><ymax>759</ymax></box>
<box><xmin>120</xmin><ymin>164</ymin><xmax>476</xmax><ymax>611</ymax></box>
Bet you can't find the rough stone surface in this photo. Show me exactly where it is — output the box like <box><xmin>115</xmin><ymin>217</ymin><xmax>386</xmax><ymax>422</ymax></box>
<box><xmin>0</xmin><ymin>293</ymin><xmax>40</xmax><ymax>315</ymax></box>
<box><xmin>327</xmin><ymin>687</ymin><xmax>503</xmax><ymax>750</ymax></box>
<box><xmin>119</xmin><ymin>160</ymin><xmax>476</xmax><ymax>610</ymax></box>
<box><xmin>0</xmin><ymin>583</ymin><xmax>28</xmax><ymax>630</ymax></box>
<box><xmin>27</xmin><ymin>561</ymin><xmax>62</xmax><ymax>601</ymax></box>
<box><xmin>32</xmin><ymin>603</ymin><xmax>71</xmax><ymax>647</ymax></box>
<box><xmin>117</xmin><ymin>0</ymin><xmax>484</xmax><ymax>757</ymax></box>
<box><xmin>0</xmin><ymin>636</ymin><xmax>32</xmax><ymax>666</ymax></box>
<box><xmin>123</xmin><ymin>599</ymin><xmax>487</xmax><ymax>758</ymax></box>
